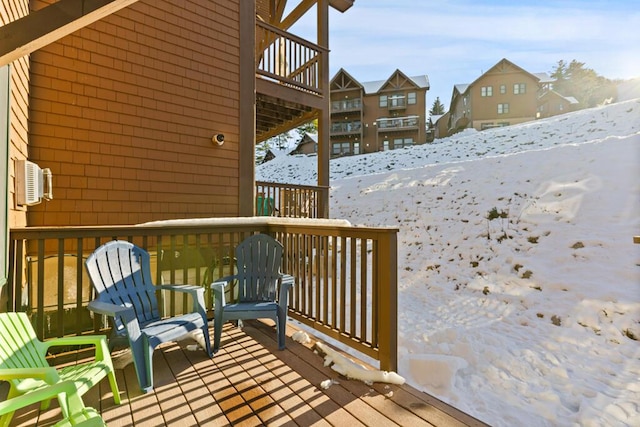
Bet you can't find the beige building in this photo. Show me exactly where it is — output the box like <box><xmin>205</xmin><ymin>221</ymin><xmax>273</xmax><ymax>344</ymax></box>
<box><xmin>329</xmin><ymin>69</ymin><xmax>429</xmax><ymax>157</ymax></box>
<box><xmin>447</xmin><ymin>58</ymin><xmax>553</xmax><ymax>134</ymax></box>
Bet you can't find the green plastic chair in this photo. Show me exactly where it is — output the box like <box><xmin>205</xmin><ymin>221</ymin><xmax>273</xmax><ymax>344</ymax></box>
<box><xmin>0</xmin><ymin>312</ymin><xmax>120</xmax><ymax>426</ymax></box>
<box><xmin>0</xmin><ymin>377</ymin><xmax>106</xmax><ymax>427</ymax></box>
<box><xmin>211</xmin><ymin>234</ymin><xmax>294</xmax><ymax>352</ymax></box>
<box><xmin>85</xmin><ymin>240</ymin><xmax>212</xmax><ymax>393</ymax></box>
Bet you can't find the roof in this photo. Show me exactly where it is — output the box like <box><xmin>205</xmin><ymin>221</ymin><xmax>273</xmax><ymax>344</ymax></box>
<box><xmin>539</xmin><ymin>89</ymin><xmax>579</xmax><ymax>104</ymax></box>
<box><xmin>359</xmin><ymin>74</ymin><xmax>430</xmax><ymax>94</ymax></box>
<box><xmin>533</xmin><ymin>72</ymin><xmax>555</xmax><ymax>84</ymax></box>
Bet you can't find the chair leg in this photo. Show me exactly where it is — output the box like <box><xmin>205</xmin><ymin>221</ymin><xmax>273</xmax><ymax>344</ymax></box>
<box><xmin>201</xmin><ymin>324</ymin><xmax>213</xmax><ymax>358</ymax></box>
<box><xmin>107</xmin><ymin>371</ymin><xmax>121</xmax><ymax>404</ymax></box>
<box><xmin>213</xmin><ymin>313</ymin><xmax>223</xmax><ymax>353</ymax></box>
<box><xmin>277</xmin><ymin>308</ymin><xmax>287</xmax><ymax>351</ymax></box>
<box><xmin>129</xmin><ymin>337</ymin><xmax>153</xmax><ymax>393</ymax></box>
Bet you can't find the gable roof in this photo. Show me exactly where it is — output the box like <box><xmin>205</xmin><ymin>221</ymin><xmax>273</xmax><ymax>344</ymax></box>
<box><xmin>330</xmin><ymin>68</ymin><xmax>364</xmax><ymax>90</ymax></box>
<box><xmin>338</xmin><ymin>69</ymin><xmax>429</xmax><ymax>94</ymax></box>
<box><xmin>539</xmin><ymin>89</ymin><xmax>579</xmax><ymax>104</ymax></box>
<box><xmin>468</xmin><ymin>58</ymin><xmax>541</xmax><ymax>88</ymax></box>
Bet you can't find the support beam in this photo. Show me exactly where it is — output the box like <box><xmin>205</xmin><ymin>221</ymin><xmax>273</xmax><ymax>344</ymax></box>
<box><xmin>0</xmin><ymin>0</ymin><xmax>140</xmax><ymax>66</ymax></box>
<box><xmin>316</xmin><ymin>0</ymin><xmax>330</xmax><ymax>218</ymax></box>
<box><xmin>280</xmin><ymin>0</ymin><xmax>316</xmax><ymax>31</ymax></box>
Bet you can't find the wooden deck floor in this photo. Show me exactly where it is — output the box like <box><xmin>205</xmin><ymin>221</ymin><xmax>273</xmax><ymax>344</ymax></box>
<box><xmin>6</xmin><ymin>321</ymin><xmax>488</xmax><ymax>426</ymax></box>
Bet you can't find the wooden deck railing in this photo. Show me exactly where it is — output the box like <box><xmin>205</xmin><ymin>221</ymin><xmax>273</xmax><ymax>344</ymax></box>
<box><xmin>6</xmin><ymin>218</ymin><xmax>398</xmax><ymax>371</ymax></box>
<box><xmin>256</xmin><ymin>181</ymin><xmax>330</xmax><ymax>219</ymax></box>
<box><xmin>256</xmin><ymin>20</ymin><xmax>327</xmax><ymax>96</ymax></box>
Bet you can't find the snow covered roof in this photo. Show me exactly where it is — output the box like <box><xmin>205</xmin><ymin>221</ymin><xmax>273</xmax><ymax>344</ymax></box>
<box><xmin>361</xmin><ymin>75</ymin><xmax>430</xmax><ymax>94</ymax></box>
<box><xmin>533</xmin><ymin>72</ymin><xmax>555</xmax><ymax>84</ymax></box>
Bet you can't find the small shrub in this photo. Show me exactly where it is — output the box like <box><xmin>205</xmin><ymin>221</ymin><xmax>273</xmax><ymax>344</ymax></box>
<box><xmin>551</xmin><ymin>315</ymin><xmax>562</xmax><ymax>326</ymax></box>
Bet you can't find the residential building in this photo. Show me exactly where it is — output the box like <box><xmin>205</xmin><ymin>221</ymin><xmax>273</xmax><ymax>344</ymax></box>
<box><xmin>329</xmin><ymin>69</ymin><xmax>429</xmax><ymax>157</ymax></box>
<box><xmin>447</xmin><ymin>58</ymin><xmax>550</xmax><ymax>134</ymax></box>
<box><xmin>1</xmin><ymin>0</ymin><xmax>355</xmax><ymax>235</ymax></box>
<box><xmin>537</xmin><ymin>90</ymin><xmax>579</xmax><ymax>119</ymax></box>
<box><xmin>290</xmin><ymin>133</ymin><xmax>318</xmax><ymax>155</ymax></box>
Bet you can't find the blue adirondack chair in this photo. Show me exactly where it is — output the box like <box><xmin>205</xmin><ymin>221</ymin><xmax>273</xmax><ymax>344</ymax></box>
<box><xmin>0</xmin><ymin>312</ymin><xmax>119</xmax><ymax>427</ymax></box>
<box><xmin>85</xmin><ymin>240</ymin><xmax>212</xmax><ymax>393</ymax></box>
<box><xmin>211</xmin><ymin>234</ymin><xmax>293</xmax><ymax>352</ymax></box>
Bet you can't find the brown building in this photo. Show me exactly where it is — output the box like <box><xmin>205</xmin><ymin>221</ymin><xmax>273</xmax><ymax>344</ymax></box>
<box><xmin>447</xmin><ymin>58</ymin><xmax>552</xmax><ymax>134</ymax></box>
<box><xmin>290</xmin><ymin>132</ymin><xmax>318</xmax><ymax>155</ymax></box>
<box><xmin>537</xmin><ymin>89</ymin><xmax>579</xmax><ymax>119</ymax></box>
<box><xmin>329</xmin><ymin>69</ymin><xmax>429</xmax><ymax>157</ymax></box>
<box><xmin>1</xmin><ymin>0</ymin><xmax>354</xmax><ymax>234</ymax></box>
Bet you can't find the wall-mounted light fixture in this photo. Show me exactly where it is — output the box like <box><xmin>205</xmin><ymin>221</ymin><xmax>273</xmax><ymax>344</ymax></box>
<box><xmin>212</xmin><ymin>134</ymin><xmax>225</xmax><ymax>146</ymax></box>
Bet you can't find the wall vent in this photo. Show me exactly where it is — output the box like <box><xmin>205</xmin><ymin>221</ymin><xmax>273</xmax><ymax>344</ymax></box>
<box><xmin>16</xmin><ymin>160</ymin><xmax>52</xmax><ymax>206</ymax></box>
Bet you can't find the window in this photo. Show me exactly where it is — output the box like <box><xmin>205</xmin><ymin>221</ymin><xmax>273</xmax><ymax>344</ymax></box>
<box><xmin>332</xmin><ymin>142</ymin><xmax>351</xmax><ymax>156</ymax></box>
<box><xmin>514</xmin><ymin>83</ymin><xmax>526</xmax><ymax>94</ymax></box>
<box><xmin>394</xmin><ymin>138</ymin><xmax>414</xmax><ymax>149</ymax></box>
<box><xmin>500</xmin><ymin>85</ymin><xmax>506</xmax><ymax>94</ymax></box>
<box><xmin>498</xmin><ymin>103</ymin><xmax>509</xmax><ymax>114</ymax></box>
<box><xmin>379</xmin><ymin>95</ymin><xmax>388</xmax><ymax>108</ymax></box>
<box><xmin>407</xmin><ymin>92</ymin><xmax>417</xmax><ymax>105</ymax></box>
<box><xmin>353</xmin><ymin>142</ymin><xmax>360</xmax><ymax>155</ymax></box>
<box><xmin>481</xmin><ymin>86</ymin><xmax>493</xmax><ymax>97</ymax></box>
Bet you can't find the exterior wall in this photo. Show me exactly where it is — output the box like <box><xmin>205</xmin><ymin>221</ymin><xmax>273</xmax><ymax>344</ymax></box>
<box><xmin>330</xmin><ymin>86</ymin><xmax>363</xmax><ymax>156</ymax></box>
<box><xmin>27</xmin><ymin>0</ymin><xmax>242</xmax><ymax>226</ymax></box>
<box><xmin>469</xmin><ymin>66</ymin><xmax>538</xmax><ymax>130</ymax></box>
<box><xmin>537</xmin><ymin>92</ymin><xmax>576</xmax><ymax>119</ymax></box>
<box><xmin>449</xmin><ymin>89</ymin><xmax>470</xmax><ymax>133</ymax></box>
<box><xmin>2</xmin><ymin>0</ymin><xmax>30</xmax><ymax>229</ymax></box>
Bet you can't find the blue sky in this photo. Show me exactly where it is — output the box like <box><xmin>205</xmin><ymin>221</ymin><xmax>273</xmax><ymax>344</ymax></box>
<box><xmin>290</xmin><ymin>0</ymin><xmax>640</xmax><ymax>111</ymax></box>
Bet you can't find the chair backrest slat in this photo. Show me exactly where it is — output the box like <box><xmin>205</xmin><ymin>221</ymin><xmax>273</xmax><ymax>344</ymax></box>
<box><xmin>0</xmin><ymin>312</ymin><xmax>48</xmax><ymax>370</ymax></box>
<box><xmin>235</xmin><ymin>234</ymin><xmax>283</xmax><ymax>303</ymax></box>
<box><xmin>86</xmin><ymin>241</ymin><xmax>160</xmax><ymax>331</ymax></box>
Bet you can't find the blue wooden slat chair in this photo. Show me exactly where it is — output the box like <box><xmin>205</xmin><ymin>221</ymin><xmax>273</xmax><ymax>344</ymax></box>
<box><xmin>0</xmin><ymin>312</ymin><xmax>119</xmax><ymax>427</ymax></box>
<box><xmin>211</xmin><ymin>234</ymin><xmax>294</xmax><ymax>352</ymax></box>
<box><xmin>85</xmin><ymin>240</ymin><xmax>212</xmax><ymax>393</ymax></box>
<box><xmin>0</xmin><ymin>377</ymin><xmax>106</xmax><ymax>427</ymax></box>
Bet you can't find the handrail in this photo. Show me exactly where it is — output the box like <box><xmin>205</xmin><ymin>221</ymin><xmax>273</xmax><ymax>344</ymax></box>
<box><xmin>256</xmin><ymin>181</ymin><xmax>330</xmax><ymax>219</ymax></box>
<box><xmin>256</xmin><ymin>20</ymin><xmax>327</xmax><ymax>96</ymax></box>
<box><xmin>7</xmin><ymin>219</ymin><xmax>399</xmax><ymax>371</ymax></box>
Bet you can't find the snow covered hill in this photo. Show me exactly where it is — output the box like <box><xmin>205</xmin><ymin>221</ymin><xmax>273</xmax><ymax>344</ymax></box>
<box><xmin>257</xmin><ymin>100</ymin><xmax>640</xmax><ymax>427</ymax></box>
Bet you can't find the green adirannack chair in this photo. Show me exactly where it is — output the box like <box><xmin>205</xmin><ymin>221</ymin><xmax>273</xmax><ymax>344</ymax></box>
<box><xmin>211</xmin><ymin>233</ymin><xmax>294</xmax><ymax>352</ymax></box>
<box><xmin>0</xmin><ymin>312</ymin><xmax>119</xmax><ymax>427</ymax></box>
<box><xmin>0</xmin><ymin>376</ymin><xmax>106</xmax><ymax>427</ymax></box>
<box><xmin>85</xmin><ymin>240</ymin><xmax>212</xmax><ymax>393</ymax></box>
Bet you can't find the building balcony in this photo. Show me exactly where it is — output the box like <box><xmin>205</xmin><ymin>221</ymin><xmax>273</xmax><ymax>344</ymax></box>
<box><xmin>376</xmin><ymin>116</ymin><xmax>419</xmax><ymax>132</ymax></box>
<box><xmin>331</xmin><ymin>98</ymin><xmax>362</xmax><ymax>113</ymax></box>
<box><xmin>330</xmin><ymin>121</ymin><xmax>362</xmax><ymax>136</ymax></box>
<box><xmin>255</xmin><ymin>21</ymin><xmax>328</xmax><ymax>142</ymax></box>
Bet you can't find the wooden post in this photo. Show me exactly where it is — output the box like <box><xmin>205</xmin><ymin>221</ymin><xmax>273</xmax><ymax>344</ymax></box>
<box><xmin>316</xmin><ymin>0</ymin><xmax>330</xmax><ymax>218</ymax></box>
<box><xmin>377</xmin><ymin>229</ymin><xmax>398</xmax><ymax>372</ymax></box>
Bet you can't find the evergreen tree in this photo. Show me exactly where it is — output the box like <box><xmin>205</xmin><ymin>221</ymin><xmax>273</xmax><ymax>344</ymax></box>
<box><xmin>296</xmin><ymin>119</ymin><xmax>318</xmax><ymax>137</ymax></box>
<box><xmin>429</xmin><ymin>97</ymin><xmax>445</xmax><ymax>116</ymax></box>
<box><xmin>550</xmin><ymin>60</ymin><xmax>617</xmax><ymax>108</ymax></box>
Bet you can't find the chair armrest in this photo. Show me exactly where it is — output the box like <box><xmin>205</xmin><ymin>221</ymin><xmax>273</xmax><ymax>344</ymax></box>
<box><xmin>278</xmin><ymin>274</ymin><xmax>294</xmax><ymax>308</ymax></box>
<box><xmin>156</xmin><ymin>284</ymin><xmax>209</xmax><ymax>315</ymax></box>
<box><xmin>0</xmin><ymin>367</ymin><xmax>60</xmax><ymax>384</ymax></box>
<box><xmin>88</xmin><ymin>300</ymin><xmax>134</xmax><ymax>318</ymax></box>
<box><xmin>0</xmin><ymin>380</ymin><xmax>79</xmax><ymax>416</ymax></box>
<box><xmin>211</xmin><ymin>276</ymin><xmax>236</xmax><ymax>311</ymax></box>
<box><xmin>88</xmin><ymin>300</ymin><xmax>141</xmax><ymax>340</ymax></box>
<box><xmin>156</xmin><ymin>284</ymin><xmax>202</xmax><ymax>295</ymax></box>
<box><xmin>41</xmin><ymin>335</ymin><xmax>110</xmax><ymax>362</ymax></box>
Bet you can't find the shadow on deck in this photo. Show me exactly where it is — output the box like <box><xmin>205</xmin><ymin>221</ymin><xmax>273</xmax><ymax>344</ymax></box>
<box><xmin>4</xmin><ymin>321</ymin><xmax>488</xmax><ymax>426</ymax></box>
